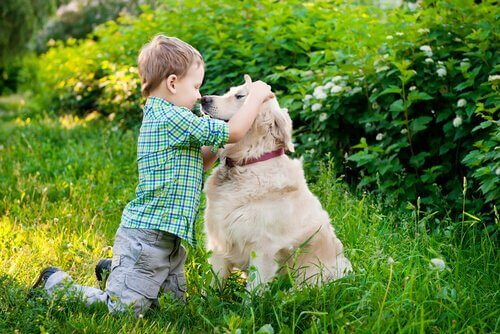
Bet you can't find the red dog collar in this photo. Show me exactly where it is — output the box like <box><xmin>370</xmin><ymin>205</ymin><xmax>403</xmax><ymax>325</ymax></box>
<box><xmin>225</xmin><ymin>148</ymin><xmax>285</xmax><ymax>168</ymax></box>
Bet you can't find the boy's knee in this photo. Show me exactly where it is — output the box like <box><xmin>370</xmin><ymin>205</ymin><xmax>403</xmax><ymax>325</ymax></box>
<box><xmin>107</xmin><ymin>271</ymin><xmax>161</xmax><ymax>317</ymax></box>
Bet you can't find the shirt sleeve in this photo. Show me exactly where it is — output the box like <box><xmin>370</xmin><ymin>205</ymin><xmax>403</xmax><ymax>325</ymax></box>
<box><xmin>168</xmin><ymin>107</ymin><xmax>229</xmax><ymax>149</ymax></box>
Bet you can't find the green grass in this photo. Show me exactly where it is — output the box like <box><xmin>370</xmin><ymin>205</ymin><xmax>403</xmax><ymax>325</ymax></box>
<box><xmin>0</xmin><ymin>103</ymin><xmax>498</xmax><ymax>333</ymax></box>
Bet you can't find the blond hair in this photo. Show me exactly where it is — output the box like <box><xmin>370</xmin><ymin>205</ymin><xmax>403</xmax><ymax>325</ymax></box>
<box><xmin>137</xmin><ymin>35</ymin><xmax>203</xmax><ymax>97</ymax></box>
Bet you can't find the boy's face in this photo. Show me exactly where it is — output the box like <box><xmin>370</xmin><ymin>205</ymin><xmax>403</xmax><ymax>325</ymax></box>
<box><xmin>172</xmin><ymin>62</ymin><xmax>204</xmax><ymax>110</ymax></box>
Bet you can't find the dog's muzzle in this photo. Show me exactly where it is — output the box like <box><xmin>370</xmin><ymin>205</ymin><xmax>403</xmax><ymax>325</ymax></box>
<box><xmin>200</xmin><ymin>96</ymin><xmax>228</xmax><ymax>121</ymax></box>
<box><xmin>201</xmin><ymin>96</ymin><xmax>213</xmax><ymax>109</ymax></box>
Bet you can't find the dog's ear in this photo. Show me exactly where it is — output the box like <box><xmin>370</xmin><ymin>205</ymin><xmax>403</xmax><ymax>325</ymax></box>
<box><xmin>243</xmin><ymin>74</ymin><xmax>252</xmax><ymax>86</ymax></box>
<box><xmin>270</xmin><ymin>107</ymin><xmax>295</xmax><ymax>152</ymax></box>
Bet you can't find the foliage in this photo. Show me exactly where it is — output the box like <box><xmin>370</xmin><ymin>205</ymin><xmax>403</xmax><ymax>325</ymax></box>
<box><xmin>34</xmin><ymin>0</ymin><xmax>162</xmax><ymax>53</ymax></box>
<box><xmin>0</xmin><ymin>0</ymin><xmax>64</xmax><ymax>65</ymax></box>
<box><xmin>29</xmin><ymin>0</ymin><xmax>499</xmax><ymax>218</ymax></box>
<box><xmin>0</xmin><ymin>111</ymin><xmax>498</xmax><ymax>332</ymax></box>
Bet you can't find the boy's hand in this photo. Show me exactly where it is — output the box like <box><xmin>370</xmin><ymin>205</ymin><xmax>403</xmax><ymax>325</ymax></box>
<box><xmin>226</xmin><ymin>79</ymin><xmax>275</xmax><ymax>143</ymax></box>
<box><xmin>247</xmin><ymin>81</ymin><xmax>274</xmax><ymax>104</ymax></box>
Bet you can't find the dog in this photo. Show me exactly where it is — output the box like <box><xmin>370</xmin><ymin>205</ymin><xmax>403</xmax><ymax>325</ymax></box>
<box><xmin>201</xmin><ymin>75</ymin><xmax>352</xmax><ymax>291</ymax></box>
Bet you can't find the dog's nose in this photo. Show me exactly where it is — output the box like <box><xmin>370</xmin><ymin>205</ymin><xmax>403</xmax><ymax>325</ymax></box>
<box><xmin>201</xmin><ymin>96</ymin><xmax>212</xmax><ymax>106</ymax></box>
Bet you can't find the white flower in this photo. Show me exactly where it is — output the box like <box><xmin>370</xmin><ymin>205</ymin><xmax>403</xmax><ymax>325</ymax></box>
<box><xmin>457</xmin><ymin>99</ymin><xmax>467</xmax><ymax>108</ymax></box>
<box><xmin>420</xmin><ymin>45</ymin><xmax>433</xmax><ymax>57</ymax></box>
<box><xmin>304</xmin><ymin>94</ymin><xmax>313</xmax><ymax>101</ymax></box>
<box><xmin>303</xmin><ymin>70</ymin><xmax>314</xmax><ymax>76</ymax></box>
<box><xmin>488</xmin><ymin>74</ymin><xmax>500</xmax><ymax>82</ymax></box>
<box><xmin>331</xmin><ymin>75</ymin><xmax>343</xmax><ymax>82</ymax></box>
<box><xmin>437</xmin><ymin>68</ymin><xmax>447</xmax><ymax>77</ymax></box>
<box><xmin>429</xmin><ymin>258</ymin><xmax>446</xmax><ymax>272</ymax></box>
<box><xmin>76</xmin><ymin>95</ymin><xmax>82</xmax><ymax>101</ymax></box>
<box><xmin>386</xmin><ymin>35</ymin><xmax>394</xmax><ymax>40</ymax></box>
<box><xmin>409</xmin><ymin>86</ymin><xmax>417</xmax><ymax>91</ymax></box>
<box><xmin>418</xmin><ymin>28</ymin><xmax>430</xmax><ymax>34</ymax></box>
<box><xmin>401</xmin><ymin>128</ymin><xmax>408</xmax><ymax>134</ymax></box>
<box><xmin>388</xmin><ymin>257</ymin><xmax>395</xmax><ymax>265</ymax></box>
<box><xmin>311</xmin><ymin>103</ymin><xmax>322</xmax><ymax>111</ymax></box>
<box><xmin>453</xmin><ymin>116</ymin><xmax>463</xmax><ymax>128</ymax></box>
<box><xmin>319</xmin><ymin>113</ymin><xmax>328</xmax><ymax>122</ymax></box>
<box><xmin>425</xmin><ymin>58</ymin><xmax>434</xmax><ymax>63</ymax></box>
<box><xmin>313</xmin><ymin>86</ymin><xmax>327</xmax><ymax>100</ymax></box>
<box><xmin>53</xmin><ymin>218</ymin><xmax>59</xmax><ymax>223</ymax></box>
<box><xmin>396</xmin><ymin>32</ymin><xmax>404</xmax><ymax>36</ymax></box>
<box><xmin>496</xmin><ymin>168</ymin><xmax>500</xmax><ymax>176</ymax></box>
<box><xmin>330</xmin><ymin>85</ymin><xmax>343</xmax><ymax>93</ymax></box>
<box><xmin>376</xmin><ymin>133</ymin><xmax>384</xmax><ymax>141</ymax></box>
<box><xmin>324</xmin><ymin>82</ymin><xmax>334</xmax><ymax>89</ymax></box>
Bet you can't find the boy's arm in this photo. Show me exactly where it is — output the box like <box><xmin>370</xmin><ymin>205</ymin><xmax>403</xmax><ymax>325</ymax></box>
<box><xmin>202</xmin><ymin>146</ymin><xmax>219</xmax><ymax>171</ymax></box>
<box><xmin>227</xmin><ymin>81</ymin><xmax>274</xmax><ymax>143</ymax></box>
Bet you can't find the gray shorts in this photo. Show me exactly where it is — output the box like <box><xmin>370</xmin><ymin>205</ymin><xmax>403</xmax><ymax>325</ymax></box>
<box><xmin>44</xmin><ymin>226</ymin><xmax>187</xmax><ymax>316</ymax></box>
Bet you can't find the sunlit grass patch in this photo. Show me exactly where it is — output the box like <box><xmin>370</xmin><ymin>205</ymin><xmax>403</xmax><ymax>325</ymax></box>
<box><xmin>0</xmin><ymin>112</ymin><xmax>498</xmax><ymax>333</ymax></box>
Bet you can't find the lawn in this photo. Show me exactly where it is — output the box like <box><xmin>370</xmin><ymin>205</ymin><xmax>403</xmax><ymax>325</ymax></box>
<box><xmin>0</xmin><ymin>98</ymin><xmax>498</xmax><ymax>333</ymax></box>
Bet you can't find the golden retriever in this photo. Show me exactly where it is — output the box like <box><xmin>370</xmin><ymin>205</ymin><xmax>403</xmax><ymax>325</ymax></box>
<box><xmin>201</xmin><ymin>75</ymin><xmax>352</xmax><ymax>291</ymax></box>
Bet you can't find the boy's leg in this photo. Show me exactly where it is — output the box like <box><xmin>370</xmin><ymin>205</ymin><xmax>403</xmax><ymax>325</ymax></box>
<box><xmin>44</xmin><ymin>270</ymin><xmax>111</xmax><ymax>307</ymax></box>
<box><xmin>43</xmin><ymin>226</ymin><xmax>178</xmax><ymax>316</ymax></box>
<box><xmin>104</xmin><ymin>226</ymin><xmax>179</xmax><ymax>316</ymax></box>
<box><xmin>160</xmin><ymin>239</ymin><xmax>187</xmax><ymax>300</ymax></box>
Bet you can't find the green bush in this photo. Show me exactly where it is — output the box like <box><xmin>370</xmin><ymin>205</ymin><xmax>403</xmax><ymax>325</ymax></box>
<box><xmin>34</xmin><ymin>0</ymin><xmax>161</xmax><ymax>53</ymax></box>
<box><xmin>30</xmin><ymin>0</ymin><xmax>498</xmax><ymax>218</ymax></box>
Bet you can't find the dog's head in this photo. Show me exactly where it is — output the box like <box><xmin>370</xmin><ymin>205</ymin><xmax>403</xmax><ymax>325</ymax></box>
<box><xmin>201</xmin><ymin>74</ymin><xmax>294</xmax><ymax>152</ymax></box>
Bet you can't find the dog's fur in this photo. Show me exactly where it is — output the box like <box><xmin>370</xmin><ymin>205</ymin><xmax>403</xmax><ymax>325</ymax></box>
<box><xmin>201</xmin><ymin>75</ymin><xmax>352</xmax><ymax>290</ymax></box>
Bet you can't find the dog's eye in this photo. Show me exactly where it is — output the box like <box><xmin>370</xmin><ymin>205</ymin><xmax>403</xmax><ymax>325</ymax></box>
<box><xmin>235</xmin><ymin>94</ymin><xmax>246</xmax><ymax>100</ymax></box>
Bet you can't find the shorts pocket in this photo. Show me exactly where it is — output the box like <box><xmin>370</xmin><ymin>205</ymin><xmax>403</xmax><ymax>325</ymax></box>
<box><xmin>124</xmin><ymin>273</ymin><xmax>161</xmax><ymax>299</ymax></box>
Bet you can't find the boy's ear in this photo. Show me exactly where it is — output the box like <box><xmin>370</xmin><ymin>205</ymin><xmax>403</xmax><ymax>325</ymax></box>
<box><xmin>166</xmin><ymin>74</ymin><xmax>177</xmax><ymax>94</ymax></box>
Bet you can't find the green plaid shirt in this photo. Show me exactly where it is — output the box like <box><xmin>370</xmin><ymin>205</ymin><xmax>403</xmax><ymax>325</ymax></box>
<box><xmin>121</xmin><ymin>96</ymin><xmax>229</xmax><ymax>246</ymax></box>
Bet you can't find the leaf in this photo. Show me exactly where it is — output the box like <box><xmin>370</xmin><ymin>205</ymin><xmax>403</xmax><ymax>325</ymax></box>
<box><xmin>439</xmin><ymin>142</ymin><xmax>456</xmax><ymax>155</ymax></box>
<box><xmin>453</xmin><ymin>80</ymin><xmax>474</xmax><ymax>92</ymax></box>
<box><xmin>409</xmin><ymin>151</ymin><xmax>430</xmax><ymax>169</ymax></box>
<box><xmin>348</xmin><ymin>151</ymin><xmax>378</xmax><ymax>167</ymax></box>
<box><xmin>369</xmin><ymin>85</ymin><xmax>401</xmax><ymax>102</ymax></box>
<box><xmin>389</xmin><ymin>99</ymin><xmax>405</xmax><ymax>116</ymax></box>
<box><xmin>408</xmin><ymin>91</ymin><xmax>433</xmax><ymax>102</ymax></box>
<box><xmin>464</xmin><ymin>212</ymin><xmax>481</xmax><ymax>221</ymax></box>
<box><xmin>410</xmin><ymin>116</ymin><xmax>433</xmax><ymax>134</ymax></box>
<box><xmin>351</xmin><ymin>137</ymin><xmax>368</xmax><ymax>149</ymax></box>
<box><xmin>472</xmin><ymin>121</ymin><xmax>492</xmax><ymax>132</ymax></box>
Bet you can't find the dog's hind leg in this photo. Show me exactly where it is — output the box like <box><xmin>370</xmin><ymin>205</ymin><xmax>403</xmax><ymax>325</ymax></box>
<box><xmin>208</xmin><ymin>252</ymin><xmax>231</xmax><ymax>289</ymax></box>
<box><xmin>246</xmin><ymin>250</ymin><xmax>278</xmax><ymax>292</ymax></box>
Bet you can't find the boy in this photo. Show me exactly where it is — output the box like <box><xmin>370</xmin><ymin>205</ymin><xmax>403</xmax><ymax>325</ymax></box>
<box><xmin>32</xmin><ymin>35</ymin><xmax>273</xmax><ymax>316</ymax></box>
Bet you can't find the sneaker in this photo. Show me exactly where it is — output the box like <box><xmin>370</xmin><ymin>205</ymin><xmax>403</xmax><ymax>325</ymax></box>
<box><xmin>32</xmin><ymin>266</ymin><xmax>62</xmax><ymax>289</ymax></box>
<box><xmin>95</xmin><ymin>259</ymin><xmax>112</xmax><ymax>284</ymax></box>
